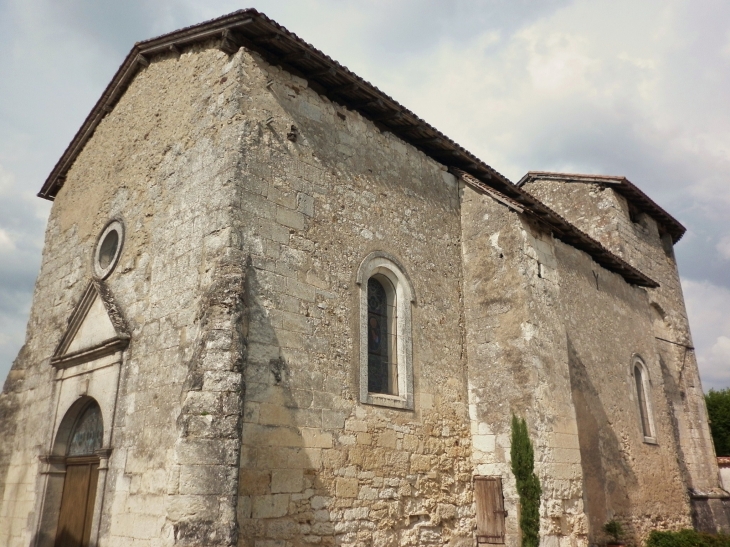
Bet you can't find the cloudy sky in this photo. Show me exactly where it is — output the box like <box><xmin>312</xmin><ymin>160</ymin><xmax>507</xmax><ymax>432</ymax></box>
<box><xmin>1</xmin><ymin>0</ymin><xmax>729</xmax><ymax>390</ymax></box>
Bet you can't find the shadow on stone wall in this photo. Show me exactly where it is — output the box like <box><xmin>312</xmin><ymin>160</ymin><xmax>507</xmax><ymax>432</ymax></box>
<box><xmin>237</xmin><ymin>263</ymin><xmax>325</xmax><ymax>545</ymax></box>
<box><xmin>659</xmin><ymin>355</ymin><xmax>693</xmax><ymax>488</ymax></box>
<box><xmin>567</xmin><ymin>337</ymin><xmax>637</xmax><ymax>544</ymax></box>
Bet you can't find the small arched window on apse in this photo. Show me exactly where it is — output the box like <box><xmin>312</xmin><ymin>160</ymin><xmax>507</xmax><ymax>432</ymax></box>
<box><xmin>632</xmin><ymin>356</ymin><xmax>657</xmax><ymax>443</ymax></box>
<box><xmin>357</xmin><ymin>252</ymin><xmax>415</xmax><ymax>410</ymax></box>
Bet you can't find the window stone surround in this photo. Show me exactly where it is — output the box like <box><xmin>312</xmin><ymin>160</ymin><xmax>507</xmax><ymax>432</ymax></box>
<box><xmin>632</xmin><ymin>354</ymin><xmax>658</xmax><ymax>444</ymax></box>
<box><xmin>356</xmin><ymin>251</ymin><xmax>415</xmax><ymax>410</ymax></box>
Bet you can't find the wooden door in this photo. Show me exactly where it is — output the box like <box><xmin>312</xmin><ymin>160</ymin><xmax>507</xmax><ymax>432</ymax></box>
<box><xmin>54</xmin><ymin>457</ymin><xmax>99</xmax><ymax>547</ymax></box>
<box><xmin>475</xmin><ymin>476</ymin><xmax>506</xmax><ymax>544</ymax></box>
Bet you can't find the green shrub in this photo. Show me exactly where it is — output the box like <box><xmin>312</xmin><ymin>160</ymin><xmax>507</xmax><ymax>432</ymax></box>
<box><xmin>646</xmin><ymin>529</ymin><xmax>730</xmax><ymax>547</ymax></box>
<box><xmin>604</xmin><ymin>520</ymin><xmax>624</xmax><ymax>543</ymax></box>
<box><xmin>511</xmin><ymin>415</ymin><xmax>541</xmax><ymax>547</ymax></box>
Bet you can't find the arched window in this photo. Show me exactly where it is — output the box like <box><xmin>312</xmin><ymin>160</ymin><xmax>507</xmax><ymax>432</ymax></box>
<box><xmin>68</xmin><ymin>402</ymin><xmax>104</xmax><ymax>456</ymax></box>
<box><xmin>357</xmin><ymin>252</ymin><xmax>415</xmax><ymax>410</ymax></box>
<box><xmin>367</xmin><ymin>276</ymin><xmax>396</xmax><ymax>394</ymax></box>
<box><xmin>632</xmin><ymin>357</ymin><xmax>656</xmax><ymax>443</ymax></box>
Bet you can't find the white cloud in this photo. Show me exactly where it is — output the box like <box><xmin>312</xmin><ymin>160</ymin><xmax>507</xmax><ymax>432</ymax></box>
<box><xmin>0</xmin><ymin>163</ymin><xmax>13</xmax><ymax>193</ymax></box>
<box><xmin>682</xmin><ymin>279</ymin><xmax>730</xmax><ymax>390</ymax></box>
<box><xmin>717</xmin><ymin>236</ymin><xmax>730</xmax><ymax>261</ymax></box>
<box><xmin>0</xmin><ymin>230</ymin><xmax>15</xmax><ymax>253</ymax></box>
<box><xmin>521</xmin><ymin>30</ymin><xmax>599</xmax><ymax>95</ymax></box>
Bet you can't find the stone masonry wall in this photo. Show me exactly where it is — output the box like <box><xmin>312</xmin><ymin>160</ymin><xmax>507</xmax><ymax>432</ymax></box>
<box><xmin>460</xmin><ymin>187</ymin><xmax>589</xmax><ymax>547</ymax></box>
<box><xmin>0</xmin><ymin>42</ymin><xmax>251</xmax><ymax>546</ymax></box>
<box><xmin>523</xmin><ymin>179</ymin><xmax>722</xmax><ymax>507</ymax></box>
<box><xmin>230</xmin><ymin>49</ymin><xmax>473</xmax><ymax>546</ymax></box>
<box><xmin>461</xmin><ymin>181</ymin><xmax>696</xmax><ymax>545</ymax></box>
<box><xmin>554</xmin><ymin>239</ymin><xmax>692</xmax><ymax>543</ymax></box>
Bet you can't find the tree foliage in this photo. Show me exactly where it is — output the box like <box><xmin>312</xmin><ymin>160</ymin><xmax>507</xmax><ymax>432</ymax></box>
<box><xmin>705</xmin><ymin>388</ymin><xmax>730</xmax><ymax>456</ymax></box>
<box><xmin>511</xmin><ymin>415</ymin><xmax>541</xmax><ymax>547</ymax></box>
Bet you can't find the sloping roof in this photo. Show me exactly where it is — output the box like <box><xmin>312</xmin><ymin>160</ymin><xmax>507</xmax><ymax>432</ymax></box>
<box><xmin>37</xmin><ymin>9</ymin><xmax>658</xmax><ymax>288</ymax></box>
<box><xmin>517</xmin><ymin>171</ymin><xmax>686</xmax><ymax>243</ymax></box>
<box><xmin>455</xmin><ymin>170</ymin><xmax>658</xmax><ymax>287</ymax></box>
<box><xmin>38</xmin><ymin>8</ymin><xmax>517</xmax><ymax>201</ymax></box>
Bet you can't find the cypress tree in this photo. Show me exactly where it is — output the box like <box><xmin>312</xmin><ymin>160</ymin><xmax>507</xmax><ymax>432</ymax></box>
<box><xmin>511</xmin><ymin>415</ymin><xmax>542</xmax><ymax>547</ymax></box>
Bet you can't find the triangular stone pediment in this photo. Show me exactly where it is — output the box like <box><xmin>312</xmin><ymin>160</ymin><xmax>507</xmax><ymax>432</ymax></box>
<box><xmin>52</xmin><ymin>281</ymin><xmax>130</xmax><ymax>368</ymax></box>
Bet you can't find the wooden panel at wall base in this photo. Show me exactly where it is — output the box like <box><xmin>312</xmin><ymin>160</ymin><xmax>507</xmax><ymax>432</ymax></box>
<box><xmin>475</xmin><ymin>476</ymin><xmax>506</xmax><ymax>544</ymax></box>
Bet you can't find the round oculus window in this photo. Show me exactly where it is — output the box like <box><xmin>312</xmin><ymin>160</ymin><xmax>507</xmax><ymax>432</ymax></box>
<box><xmin>94</xmin><ymin>220</ymin><xmax>124</xmax><ymax>279</ymax></box>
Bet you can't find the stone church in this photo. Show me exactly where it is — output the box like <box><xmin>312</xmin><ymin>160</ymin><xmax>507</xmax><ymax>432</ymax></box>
<box><xmin>0</xmin><ymin>9</ymin><xmax>727</xmax><ymax>547</ymax></box>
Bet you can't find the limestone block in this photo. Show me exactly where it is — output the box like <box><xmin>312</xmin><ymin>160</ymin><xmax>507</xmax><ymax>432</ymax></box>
<box><xmin>343</xmin><ymin>506</ymin><xmax>369</xmax><ymax>520</ymax></box>
<box><xmin>313</xmin><ymin>509</ymin><xmax>330</xmax><ymax>522</ymax></box>
<box><xmin>271</xmin><ymin>469</ymin><xmax>304</xmax><ymax>494</ymax></box>
<box><xmin>254</xmin><ymin>446</ymin><xmax>322</xmax><ymax>469</ymax></box>
<box><xmin>266</xmin><ymin>517</ymin><xmax>299</xmax><ymax>539</ymax></box>
<box><xmin>280</xmin><ymin>311</ymin><xmax>314</xmax><ymax>335</ymax></box>
<box><xmin>335</xmin><ymin>477</ymin><xmax>359</xmax><ymax>498</ymax></box>
<box><xmin>269</xmin><ymin>187</ymin><xmax>297</xmax><ymax>210</ymax></box>
<box><xmin>472</xmin><ymin>434</ymin><xmax>496</xmax><ymax>453</ymax></box>
<box><xmin>179</xmin><ymin>465</ymin><xmax>237</xmax><ymax>496</ymax></box>
<box><xmin>239</xmin><ymin>469</ymin><xmax>271</xmax><ymax>495</ymax></box>
<box><xmin>283</xmin><ymin>278</ymin><xmax>315</xmax><ymax>304</ymax></box>
<box><xmin>252</xmin><ymin>494</ymin><xmax>290</xmax><ymax>519</ymax></box>
<box><xmin>166</xmin><ymin>494</ymin><xmax>220</xmax><ymax>521</ymax></box>
<box><xmin>548</xmin><ymin>433</ymin><xmax>581</xmax><ymax>449</ymax></box>
<box><xmin>301</xmin><ymin>428</ymin><xmax>333</xmax><ymax>448</ymax></box>
<box><xmin>175</xmin><ymin>438</ymin><xmax>239</xmax><ymax>466</ymax></box>
<box><xmin>551</xmin><ymin>448</ymin><xmax>582</xmax><ymax>465</ymax></box>
<box><xmin>410</xmin><ymin>454</ymin><xmax>434</xmax><ymax>473</ymax></box>
<box><xmin>276</xmin><ymin>207</ymin><xmax>305</xmax><ymax>230</ymax></box>
<box><xmin>237</xmin><ymin>495</ymin><xmax>252</xmax><ymax>520</ymax></box>
<box><xmin>356</xmin><ymin>486</ymin><xmax>377</xmax><ymax>502</ymax></box>
<box><xmin>297</xmin><ymin>193</ymin><xmax>315</xmax><ymax>217</ymax></box>
<box><xmin>310</xmin><ymin>496</ymin><xmax>331</xmax><ymax>510</ymax></box>
<box><xmin>376</xmin><ymin>430</ymin><xmax>397</xmax><ymax>448</ymax></box>
<box><xmin>242</xmin><ymin>423</ymin><xmax>301</xmax><ymax>448</ymax></box>
<box><xmin>356</xmin><ymin>433</ymin><xmax>372</xmax><ymax>445</ymax></box>
<box><xmin>345</xmin><ymin>420</ymin><xmax>368</xmax><ymax>433</ymax></box>
<box><xmin>202</xmin><ymin>370</ymin><xmax>242</xmax><ymax>392</ymax></box>
<box><xmin>259</xmin><ymin>403</ymin><xmax>295</xmax><ymax>427</ymax></box>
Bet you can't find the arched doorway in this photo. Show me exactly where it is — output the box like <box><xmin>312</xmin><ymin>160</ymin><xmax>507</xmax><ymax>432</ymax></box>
<box><xmin>53</xmin><ymin>400</ymin><xmax>103</xmax><ymax>547</ymax></box>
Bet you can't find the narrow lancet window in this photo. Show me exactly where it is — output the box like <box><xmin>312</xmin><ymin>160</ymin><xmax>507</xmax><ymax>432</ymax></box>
<box><xmin>367</xmin><ymin>276</ymin><xmax>396</xmax><ymax>395</ymax></box>
<box><xmin>357</xmin><ymin>251</ymin><xmax>414</xmax><ymax>409</ymax></box>
<box><xmin>635</xmin><ymin>365</ymin><xmax>652</xmax><ymax>438</ymax></box>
